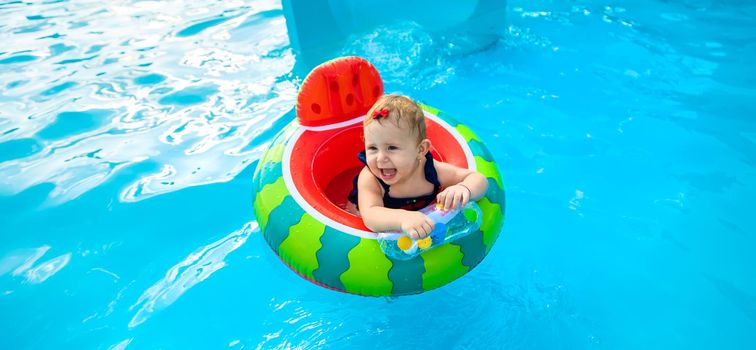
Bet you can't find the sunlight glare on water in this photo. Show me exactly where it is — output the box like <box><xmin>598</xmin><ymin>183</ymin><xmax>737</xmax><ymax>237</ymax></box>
<box><xmin>0</xmin><ymin>0</ymin><xmax>295</xmax><ymax>205</ymax></box>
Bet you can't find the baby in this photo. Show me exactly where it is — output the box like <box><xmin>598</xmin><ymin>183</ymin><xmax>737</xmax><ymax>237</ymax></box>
<box><xmin>347</xmin><ymin>94</ymin><xmax>488</xmax><ymax>238</ymax></box>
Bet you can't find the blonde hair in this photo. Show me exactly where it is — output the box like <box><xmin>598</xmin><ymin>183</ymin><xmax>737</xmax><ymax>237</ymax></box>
<box><xmin>364</xmin><ymin>94</ymin><xmax>426</xmax><ymax>142</ymax></box>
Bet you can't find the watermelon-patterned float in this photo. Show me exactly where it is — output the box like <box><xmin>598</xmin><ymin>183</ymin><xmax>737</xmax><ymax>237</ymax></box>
<box><xmin>252</xmin><ymin>56</ymin><xmax>505</xmax><ymax>296</ymax></box>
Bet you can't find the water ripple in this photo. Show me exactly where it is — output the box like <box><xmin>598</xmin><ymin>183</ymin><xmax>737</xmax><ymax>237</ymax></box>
<box><xmin>23</xmin><ymin>252</ymin><xmax>71</xmax><ymax>284</ymax></box>
<box><xmin>0</xmin><ymin>0</ymin><xmax>292</xmax><ymax>205</ymax></box>
<box><xmin>0</xmin><ymin>245</ymin><xmax>71</xmax><ymax>284</ymax></box>
<box><xmin>128</xmin><ymin>222</ymin><xmax>257</xmax><ymax>328</ymax></box>
<box><xmin>0</xmin><ymin>54</ymin><xmax>39</xmax><ymax>64</ymax></box>
<box><xmin>176</xmin><ymin>16</ymin><xmax>235</xmax><ymax>38</ymax></box>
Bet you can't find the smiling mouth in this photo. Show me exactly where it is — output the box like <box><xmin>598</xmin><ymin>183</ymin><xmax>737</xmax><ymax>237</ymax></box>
<box><xmin>380</xmin><ymin>168</ymin><xmax>397</xmax><ymax>179</ymax></box>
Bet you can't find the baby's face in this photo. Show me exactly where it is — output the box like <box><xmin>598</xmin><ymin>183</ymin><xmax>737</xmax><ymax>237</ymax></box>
<box><xmin>363</xmin><ymin>121</ymin><xmax>422</xmax><ymax>186</ymax></box>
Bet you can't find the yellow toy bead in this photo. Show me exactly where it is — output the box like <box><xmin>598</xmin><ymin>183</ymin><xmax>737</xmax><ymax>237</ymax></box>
<box><xmin>417</xmin><ymin>237</ymin><xmax>433</xmax><ymax>250</ymax></box>
<box><xmin>397</xmin><ymin>236</ymin><xmax>413</xmax><ymax>251</ymax></box>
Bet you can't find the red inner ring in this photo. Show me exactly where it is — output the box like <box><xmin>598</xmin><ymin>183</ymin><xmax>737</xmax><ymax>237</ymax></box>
<box><xmin>288</xmin><ymin>118</ymin><xmax>469</xmax><ymax>232</ymax></box>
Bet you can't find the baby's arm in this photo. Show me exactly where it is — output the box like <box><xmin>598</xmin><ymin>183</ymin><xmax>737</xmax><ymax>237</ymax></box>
<box><xmin>435</xmin><ymin>162</ymin><xmax>489</xmax><ymax>210</ymax></box>
<box><xmin>357</xmin><ymin>167</ymin><xmax>435</xmax><ymax>238</ymax></box>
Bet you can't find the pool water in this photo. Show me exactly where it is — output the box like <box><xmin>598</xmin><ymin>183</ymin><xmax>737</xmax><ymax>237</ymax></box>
<box><xmin>2</xmin><ymin>0</ymin><xmax>755</xmax><ymax>349</ymax></box>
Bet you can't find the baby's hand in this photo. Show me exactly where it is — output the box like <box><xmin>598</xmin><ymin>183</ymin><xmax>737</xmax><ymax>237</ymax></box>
<box><xmin>400</xmin><ymin>211</ymin><xmax>435</xmax><ymax>239</ymax></box>
<box><xmin>436</xmin><ymin>184</ymin><xmax>472</xmax><ymax>210</ymax></box>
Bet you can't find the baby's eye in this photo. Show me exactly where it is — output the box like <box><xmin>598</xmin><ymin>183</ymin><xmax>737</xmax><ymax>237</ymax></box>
<box><xmin>388</xmin><ymin>145</ymin><xmax>398</xmax><ymax>150</ymax></box>
<box><xmin>367</xmin><ymin>146</ymin><xmax>377</xmax><ymax>152</ymax></box>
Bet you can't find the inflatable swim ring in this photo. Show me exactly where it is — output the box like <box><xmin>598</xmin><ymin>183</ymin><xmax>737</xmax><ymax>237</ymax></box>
<box><xmin>252</xmin><ymin>56</ymin><xmax>505</xmax><ymax>296</ymax></box>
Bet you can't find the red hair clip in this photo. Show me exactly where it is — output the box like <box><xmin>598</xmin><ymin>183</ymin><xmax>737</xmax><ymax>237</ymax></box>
<box><xmin>372</xmin><ymin>108</ymin><xmax>389</xmax><ymax>119</ymax></box>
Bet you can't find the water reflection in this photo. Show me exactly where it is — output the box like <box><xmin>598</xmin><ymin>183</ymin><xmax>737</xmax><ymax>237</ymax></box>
<box><xmin>128</xmin><ymin>222</ymin><xmax>256</xmax><ymax>328</ymax></box>
<box><xmin>0</xmin><ymin>245</ymin><xmax>72</xmax><ymax>284</ymax></box>
<box><xmin>0</xmin><ymin>0</ymin><xmax>292</xmax><ymax>205</ymax></box>
<box><xmin>23</xmin><ymin>253</ymin><xmax>71</xmax><ymax>284</ymax></box>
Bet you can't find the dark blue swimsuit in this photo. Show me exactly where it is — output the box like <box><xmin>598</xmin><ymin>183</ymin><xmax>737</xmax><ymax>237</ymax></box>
<box><xmin>348</xmin><ymin>151</ymin><xmax>441</xmax><ymax>211</ymax></box>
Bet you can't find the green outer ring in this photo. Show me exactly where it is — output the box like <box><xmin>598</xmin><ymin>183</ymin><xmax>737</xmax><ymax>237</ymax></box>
<box><xmin>252</xmin><ymin>105</ymin><xmax>505</xmax><ymax>296</ymax></box>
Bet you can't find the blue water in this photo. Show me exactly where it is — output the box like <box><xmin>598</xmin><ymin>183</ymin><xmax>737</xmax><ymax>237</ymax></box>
<box><xmin>1</xmin><ymin>0</ymin><xmax>755</xmax><ymax>348</ymax></box>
